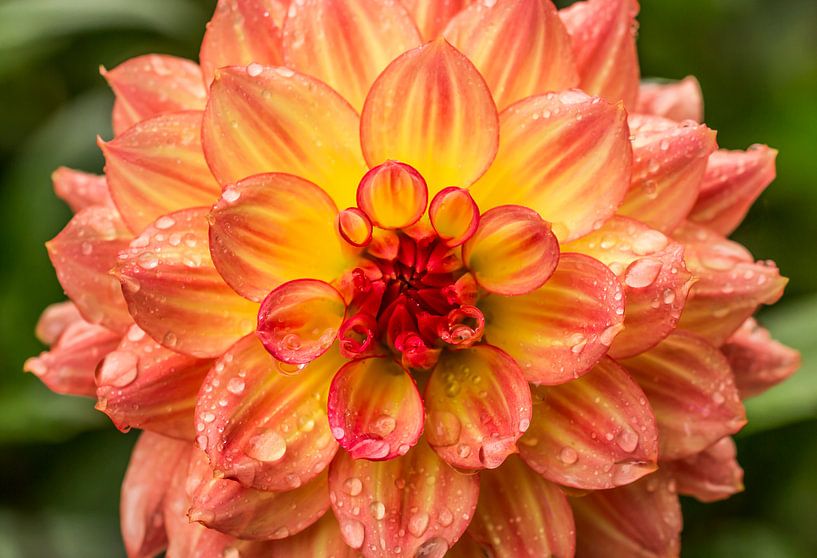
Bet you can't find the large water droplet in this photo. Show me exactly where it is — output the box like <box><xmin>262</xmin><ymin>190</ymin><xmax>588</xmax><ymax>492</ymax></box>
<box><xmin>559</xmin><ymin>446</ymin><xmax>578</xmax><ymax>465</ymax></box>
<box><xmin>408</xmin><ymin>512</ymin><xmax>430</xmax><ymax>537</ymax></box>
<box><xmin>615</xmin><ymin>427</ymin><xmax>639</xmax><ymax>453</ymax></box>
<box><xmin>340</xmin><ymin>519</ymin><xmax>365</xmax><ymax>549</ymax></box>
<box><xmin>246</xmin><ymin>429</ymin><xmax>287</xmax><ymax>463</ymax></box>
<box><xmin>624</xmin><ymin>258</ymin><xmax>662</xmax><ymax>288</ymax></box>
<box><xmin>96</xmin><ymin>351</ymin><xmax>138</xmax><ymax>388</ymax></box>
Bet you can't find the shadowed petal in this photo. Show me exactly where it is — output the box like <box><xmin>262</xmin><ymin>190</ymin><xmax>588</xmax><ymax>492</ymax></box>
<box><xmin>636</xmin><ymin>77</ymin><xmax>704</xmax><ymax>122</ymax></box>
<box><xmin>664</xmin><ymin>437</ymin><xmax>744</xmax><ymax>503</ymax></box>
<box><xmin>401</xmin><ymin>0</ymin><xmax>471</xmax><ymax>40</ymax></box>
<box><xmin>52</xmin><ymin>167</ymin><xmax>112</xmax><ymax>212</ymax></box>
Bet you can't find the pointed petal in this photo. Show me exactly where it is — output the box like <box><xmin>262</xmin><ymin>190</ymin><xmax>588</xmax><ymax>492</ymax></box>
<box><xmin>424</xmin><ymin>345</ymin><xmax>531</xmax><ymax>470</ymax></box>
<box><xmin>200</xmin><ymin>0</ymin><xmax>286</xmax><ymax>86</ymax></box>
<box><xmin>617</xmin><ymin>114</ymin><xmax>718</xmax><ymax>232</ymax></box>
<box><xmin>121</xmin><ymin>432</ymin><xmax>190</xmax><ymax>558</ymax></box>
<box><xmin>571</xmin><ymin>472</ymin><xmax>681</xmax><ymax>558</ymax></box>
<box><xmin>328</xmin><ymin>357</ymin><xmax>424</xmax><ymax>460</ymax></box>
<box><xmin>329</xmin><ymin>440</ymin><xmax>479</xmax><ymax>557</ymax></box>
<box><xmin>444</xmin><ymin>0</ymin><xmax>578</xmax><ymax>110</ymax></box>
<box><xmin>674</xmin><ymin>222</ymin><xmax>787</xmax><ymax>345</ymax></box>
<box><xmin>428</xmin><ymin>187</ymin><xmax>479</xmax><ymax>247</ymax></box>
<box><xmin>115</xmin><ymin>208</ymin><xmax>258</xmax><ymax>358</ymax></box>
<box><xmin>203</xmin><ymin>65</ymin><xmax>365</xmax><ymax>209</ymax></box>
<box><xmin>665</xmin><ymin>437</ymin><xmax>744</xmax><ymax>503</ymax></box>
<box><xmin>560</xmin><ymin>0</ymin><xmax>640</xmax><ymax>109</ymax></box>
<box><xmin>283</xmin><ymin>0</ymin><xmax>421</xmax><ymax>110</ymax></box>
<box><xmin>52</xmin><ymin>167</ymin><xmax>112</xmax><ymax>212</ymax></box>
<box><xmin>470</xmin><ymin>91</ymin><xmax>631</xmax><ymax>242</ymax></box>
<box><xmin>721</xmin><ymin>318</ymin><xmax>800</xmax><ymax>398</ymax></box>
<box><xmin>187</xmin><ymin>449</ymin><xmax>330</xmax><ymax>540</ymax></box>
<box><xmin>401</xmin><ymin>0</ymin><xmax>470</xmax><ymax>40</ymax></box>
<box><xmin>636</xmin><ymin>77</ymin><xmax>704</xmax><ymax>122</ymax></box>
<box><xmin>360</xmin><ymin>40</ymin><xmax>499</xmax><ymax>193</ymax></box>
<box><xmin>356</xmin><ymin>161</ymin><xmax>428</xmax><ymax>230</ymax></box>
<box><xmin>461</xmin><ymin>205</ymin><xmax>559</xmax><ymax>296</ymax></box>
<box><xmin>519</xmin><ymin>358</ymin><xmax>658</xmax><ymax>490</ymax></box>
<box><xmin>96</xmin><ymin>325</ymin><xmax>212</xmax><ymax>439</ymax></box>
<box><xmin>196</xmin><ymin>334</ymin><xmax>341</xmax><ymax>491</ymax></box>
<box><xmin>103</xmin><ymin>54</ymin><xmax>206</xmax><ymax>135</ymax></box>
<box><xmin>688</xmin><ymin>146</ymin><xmax>778</xmax><ymax>235</ymax></box>
<box><xmin>480</xmin><ymin>253</ymin><xmax>624</xmax><ymax>385</ymax></box>
<box><xmin>565</xmin><ymin>216</ymin><xmax>694</xmax><ymax>359</ymax></box>
<box><xmin>621</xmin><ymin>331</ymin><xmax>746</xmax><ymax>460</ymax></box>
<box><xmin>46</xmin><ymin>206</ymin><xmax>133</xmax><ymax>332</ymax></box>
<box><xmin>469</xmin><ymin>455</ymin><xmax>575</xmax><ymax>558</ymax></box>
<box><xmin>34</xmin><ymin>301</ymin><xmax>83</xmax><ymax>345</ymax></box>
<box><xmin>100</xmin><ymin>111</ymin><xmax>220</xmax><ymax>233</ymax></box>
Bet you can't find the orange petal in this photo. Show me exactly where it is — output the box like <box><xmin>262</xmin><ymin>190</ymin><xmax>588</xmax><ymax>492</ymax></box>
<box><xmin>282</xmin><ymin>0</ymin><xmax>421</xmax><ymax>110</ymax></box>
<box><xmin>338</xmin><ymin>208</ymin><xmax>373</xmax><ymax>248</ymax></box>
<box><xmin>257</xmin><ymin>279</ymin><xmax>346</xmax><ymax>364</ymax></box>
<box><xmin>100</xmin><ymin>111</ymin><xmax>220</xmax><ymax>233</ymax></box>
<box><xmin>565</xmin><ymin>216</ymin><xmax>694</xmax><ymax>359</ymax></box>
<box><xmin>444</xmin><ymin>0</ymin><xmax>578</xmax><ymax>110</ymax></box>
<box><xmin>688</xmin><ymin>145</ymin><xmax>778</xmax><ymax>235</ymax></box>
<box><xmin>664</xmin><ymin>437</ymin><xmax>744</xmax><ymax>503</ymax></box>
<box><xmin>115</xmin><ymin>208</ymin><xmax>258</xmax><ymax>358</ymax></box>
<box><xmin>674</xmin><ymin>222</ymin><xmax>787</xmax><ymax>345</ymax></box>
<box><xmin>636</xmin><ymin>77</ymin><xmax>704</xmax><ymax>122</ymax></box>
<box><xmin>199</xmin><ymin>0</ymin><xmax>286</xmax><ymax>86</ymax></box>
<box><xmin>571</xmin><ymin>472</ymin><xmax>681</xmax><ymax>558</ymax></box>
<box><xmin>187</xmin><ymin>449</ymin><xmax>330</xmax><ymax>540</ymax></box>
<box><xmin>46</xmin><ymin>206</ymin><xmax>133</xmax><ymax>332</ymax></box>
<box><xmin>424</xmin><ymin>345</ymin><xmax>532</xmax><ymax>470</ymax></box>
<box><xmin>469</xmin><ymin>456</ymin><xmax>575</xmax><ymax>558</ymax></box>
<box><xmin>34</xmin><ymin>301</ymin><xmax>83</xmax><ymax>345</ymax></box>
<box><xmin>617</xmin><ymin>114</ymin><xmax>717</xmax><ymax>232</ymax></box>
<box><xmin>519</xmin><ymin>358</ymin><xmax>658</xmax><ymax>490</ymax></box>
<box><xmin>52</xmin><ymin>167</ymin><xmax>112</xmax><ymax>212</ymax></box>
<box><xmin>480</xmin><ymin>253</ymin><xmax>624</xmax><ymax>385</ymax></box>
<box><xmin>328</xmin><ymin>439</ymin><xmax>479</xmax><ymax>557</ymax></box>
<box><xmin>196</xmin><ymin>334</ymin><xmax>341</xmax><ymax>491</ymax></box>
<box><xmin>103</xmin><ymin>54</ymin><xmax>206</xmax><ymax>135</ymax></box>
<box><xmin>356</xmin><ymin>161</ymin><xmax>428</xmax><ymax>230</ymax></box>
<box><xmin>401</xmin><ymin>0</ymin><xmax>471</xmax><ymax>40</ymax></box>
<box><xmin>560</xmin><ymin>0</ymin><xmax>640</xmax><ymax>109</ymax></box>
<box><xmin>470</xmin><ymin>90</ymin><xmax>631</xmax><ymax>241</ymax></box>
<box><xmin>328</xmin><ymin>357</ymin><xmax>424</xmax><ymax>460</ymax></box>
<box><xmin>264</xmin><ymin>512</ymin><xmax>364</xmax><ymax>557</ymax></box>
<box><xmin>25</xmin><ymin>316</ymin><xmax>120</xmax><ymax>398</ymax></box>
<box><xmin>360</xmin><ymin>40</ymin><xmax>499</xmax><ymax>194</ymax></box>
<box><xmin>203</xmin><ymin>65</ymin><xmax>365</xmax><ymax>209</ymax></box>
<box><xmin>721</xmin><ymin>318</ymin><xmax>801</xmax><ymax>399</ymax></box>
<box><xmin>121</xmin><ymin>432</ymin><xmax>190</xmax><ymax>558</ymax></box>
<box><xmin>462</xmin><ymin>205</ymin><xmax>559</xmax><ymax>296</ymax></box>
<box><xmin>428</xmin><ymin>187</ymin><xmax>479</xmax><ymax>247</ymax></box>
<box><xmin>620</xmin><ymin>331</ymin><xmax>746</xmax><ymax>460</ymax></box>
<box><xmin>96</xmin><ymin>325</ymin><xmax>212</xmax><ymax>439</ymax></box>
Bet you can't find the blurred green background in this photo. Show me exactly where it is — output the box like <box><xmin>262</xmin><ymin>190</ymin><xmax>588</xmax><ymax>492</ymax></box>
<box><xmin>0</xmin><ymin>0</ymin><xmax>814</xmax><ymax>556</ymax></box>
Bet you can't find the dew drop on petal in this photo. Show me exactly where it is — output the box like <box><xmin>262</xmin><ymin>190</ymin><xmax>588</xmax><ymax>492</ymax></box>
<box><xmin>340</xmin><ymin>519</ymin><xmax>365</xmax><ymax>549</ymax></box>
<box><xmin>96</xmin><ymin>351</ymin><xmax>138</xmax><ymax>388</ymax></box>
<box><xmin>408</xmin><ymin>512</ymin><xmax>430</xmax><ymax>537</ymax></box>
<box><xmin>370</xmin><ymin>501</ymin><xmax>386</xmax><ymax>520</ymax></box>
<box><xmin>559</xmin><ymin>446</ymin><xmax>579</xmax><ymax>465</ymax></box>
<box><xmin>624</xmin><ymin>258</ymin><xmax>663</xmax><ymax>288</ymax></box>
<box><xmin>343</xmin><ymin>477</ymin><xmax>363</xmax><ymax>496</ymax></box>
<box><xmin>615</xmin><ymin>427</ymin><xmax>640</xmax><ymax>453</ymax></box>
<box><xmin>246</xmin><ymin>429</ymin><xmax>287</xmax><ymax>463</ymax></box>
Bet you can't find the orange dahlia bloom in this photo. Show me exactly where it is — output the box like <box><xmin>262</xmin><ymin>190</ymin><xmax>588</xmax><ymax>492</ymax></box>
<box><xmin>26</xmin><ymin>0</ymin><xmax>800</xmax><ymax>556</ymax></box>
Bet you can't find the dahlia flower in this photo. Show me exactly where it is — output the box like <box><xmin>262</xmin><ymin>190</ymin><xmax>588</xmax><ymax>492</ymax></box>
<box><xmin>25</xmin><ymin>0</ymin><xmax>800</xmax><ymax>556</ymax></box>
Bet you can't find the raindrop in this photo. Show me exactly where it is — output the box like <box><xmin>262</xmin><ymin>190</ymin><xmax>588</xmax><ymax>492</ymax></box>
<box><xmin>227</xmin><ymin>377</ymin><xmax>245</xmax><ymax>395</ymax></box>
<box><xmin>370</xmin><ymin>501</ymin><xmax>386</xmax><ymax>520</ymax></box>
<box><xmin>340</xmin><ymin>519</ymin><xmax>365</xmax><ymax>549</ymax></box>
<box><xmin>408</xmin><ymin>512</ymin><xmax>430</xmax><ymax>537</ymax></box>
<box><xmin>343</xmin><ymin>477</ymin><xmax>363</xmax><ymax>497</ymax></box>
<box><xmin>246</xmin><ymin>430</ymin><xmax>287</xmax><ymax>463</ymax></box>
<box><xmin>559</xmin><ymin>446</ymin><xmax>578</xmax><ymax>465</ymax></box>
<box><xmin>371</xmin><ymin>414</ymin><xmax>397</xmax><ymax>437</ymax></box>
<box><xmin>96</xmin><ymin>351</ymin><xmax>138</xmax><ymax>388</ymax></box>
<box><xmin>624</xmin><ymin>258</ymin><xmax>662</xmax><ymax>288</ymax></box>
<box><xmin>615</xmin><ymin>427</ymin><xmax>639</xmax><ymax>453</ymax></box>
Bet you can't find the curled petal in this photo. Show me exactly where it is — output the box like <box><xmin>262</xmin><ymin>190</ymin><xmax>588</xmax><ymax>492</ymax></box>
<box><xmin>283</xmin><ymin>0</ymin><xmax>422</xmax><ymax>110</ymax></box>
<box><xmin>100</xmin><ymin>111</ymin><xmax>221</xmax><ymax>232</ymax></box>
<box><xmin>481</xmin><ymin>253</ymin><xmax>624</xmax><ymax>385</ymax></box>
<box><xmin>636</xmin><ymin>77</ymin><xmax>704</xmax><ymax>122</ymax></box>
<box><xmin>360</xmin><ymin>39</ymin><xmax>499</xmax><ymax>193</ymax></box>
<box><xmin>721</xmin><ymin>318</ymin><xmax>800</xmax><ymax>398</ymax></box>
<box><xmin>402</xmin><ymin>0</ymin><xmax>471</xmax><ymax>40</ymax></box>
<box><xmin>621</xmin><ymin>331</ymin><xmax>746</xmax><ymax>460</ymax></box>
<box><xmin>665</xmin><ymin>437</ymin><xmax>744</xmax><ymax>503</ymax></box>
<box><xmin>462</xmin><ymin>205</ymin><xmax>559</xmax><ymax>296</ymax></box>
<box><xmin>115</xmin><ymin>208</ymin><xmax>258</xmax><ymax>358</ymax></box>
<box><xmin>338</xmin><ymin>208</ymin><xmax>373</xmax><ymax>248</ymax></box>
<box><xmin>329</xmin><ymin>440</ymin><xmax>479</xmax><ymax>557</ymax></box>
<box><xmin>560</xmin><ymin>0</ymin><xmax>640</xmax><ymax>109</ymax></box>
<box><xmin>356</xmin><ymin>161</ymin><xmax>428</xmax><ymax>230</ymax></box>
<box><xmin>34</xmin><ymin>301</ymin><xmax>83</xmax><ymax>345</ymax></box>
<box><xmin>196</xmin><ymin>335</ymin><xmax>340</xmax><ymax>491</ymax></box>
<box><xmin>203</xmin><ymin>65</ymin><xmax>366</xmax><ymax>208</ymax></box>
<box><xmin>469</xmin><ymin>456</ymin><xmax>575</xmax><ymax>558</ymax></box>
<box><xmin>470</xmin><ymin>90</ymin><xmax>631</xmax><ymax>241</ymax></box>
<box><xmin>429</xmin><ymin>187</ymin><xmax>479</xmax><ymax>247</ymax></box>
<box><xmin>103</xmin><ymin>54</ymin><xmax>206</xmax><ymax>135</ymax></box>
<box><xmin>618</xmin><ymin>114</ymin><xmax>718</xmax><ymax>232</ymax></box>
<box><xmin>328</xmin><ymin>357</ymin><xmax>424</xmax><ymax>460</ymax></box>
<box><xmin>424</xmin><ymin>345</ymin><xmax>532</xmax><ymax>470</ymax></box>
<box><xmin>47</xmin><ymin>206</ymin><xmax>132</xmax><ymax>332</ymax></box>
<box><xmin>187</xmin><ymin>449</ymin><xmax>329</xmax><ymax>540</ymax></box>
<box><xmin>200</xmin><ymin>0</ymin><xmax>286</xmax><ymax>86</ymax></box>
<box><xmin>444</xmin><ymin>0</ymin><xmax>578</xmax><ymax>109</ymax></box>
<box><xmin>688</xmin><ymin>145</ymin><xmax>778</xmax><ymax>235</ymax></box>
<box><xmin>565</xmin><ymin>216</ymin><xmax>694</xmax><ymax>358</ymax></box>
<box><xmin>96</xmin><ymin>325</ymin><xmax>212</xmax><ymax>439</ymax></box>
<box><xmin>52</xmin><ymin>167</ymin><xmax>112</xmax><ymax>212</ymax></box>
<box><xmin>675</xmin><ymin>222</ymin><xmax>787</xmax><ymax>345</ymax></box>
<box><xmin>519</xmin><ymin>358</ymin><xmax>658</xmax><ymax>490</ymax></box>
<box><xmin>571</xmin><ymin>472</ymin><xmax>681</xmax><ymax>558</ymax></box>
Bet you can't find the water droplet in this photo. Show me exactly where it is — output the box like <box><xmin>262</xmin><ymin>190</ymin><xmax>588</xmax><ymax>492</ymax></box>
<box><xmin>332</xmin><ymin>426</ymin><xmax>346</xmax><ymax>440</ymax></box>
<box><xmin>96</xmin><ymin>351</ymin><xmax>138</xmax><ymax>388</ymax></box>
<box><xmin>155</xmin><ymin>215</ymin><xmax>176</xmax><ymax>230</ymax></box>
<box><xmin>222</xmin><ymin>189</ymin><xmax>240</xmax><ymax>203</ymax></box>
<box><xmin>340</xmin><ymin>519</ymin><xmax>365</xmax><ymax>549</ymax></box>
<box><xmin>426</xmin><ymin>411</ymin><xmax>461</xmax><ymax>447</ymax></box>
<box><xmin>343</xmin><ymin>477</ymin><xmax>363</xmax><ymax>496</ymax></box>
<box><xmin>438</xmin><ymin>507</ymin><xmax>454</xmax><ymax>527</ymax></box>
<box><xmin>246</xmin><ymin>63</ymin><xmax>263</xmax><ymax>77</ymax></box>
<box><xmin>615</xmin><ymin>427</ymin><xmax>639</xmax><ymax>453</ymax></box>
<box><xmin>559</xmin><ymin>446</ymin><xmax>578</xmax><ymax>465</ymax></box>
<box><xmin>227</xmin><ymin>377</ymin><xmax>245</xmax><ymax>395</ymax></box>
<box><xmin>624</xmin><ymin>258</ymin><xmax>662</xmax><ymax>288</ymax></box>
<box><xmin>246</xmin><ymin>429</ymin><xmax>287</xmax><ymax>463</ymax></box>
<box><xmin>371</xmin><ymin>414</ymin><xmax>396</xmax><ymax>437</ymax></box>
<box><xmin>408</xmin><ymin>512</ymin><xmax>430</xmax><ymax>537</ymax></box>
<box><xmin>370</xmin><ymin>501</ymin><xmax>386</xmax><ymax>520</ymax></box>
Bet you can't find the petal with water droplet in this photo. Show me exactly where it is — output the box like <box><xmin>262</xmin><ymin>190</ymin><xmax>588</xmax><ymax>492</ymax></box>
<box><xmin>636</xmin><ymin>76</ymin><xmax>704</xmax><ymax>122</ymax></box>
<box><xmin>664</xmin><ymin>437</ymin><xmax>744</xmax><ymax>503</ymax></box>
<box><xmin>402</xmin><ymin>0</ymin><xmax>469</xmax><ymax>40</ymax></box>
<box><xmin>52</xmin><ymin>167</ymin><xmax>112</xmax><ymax>213</ymax></box>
